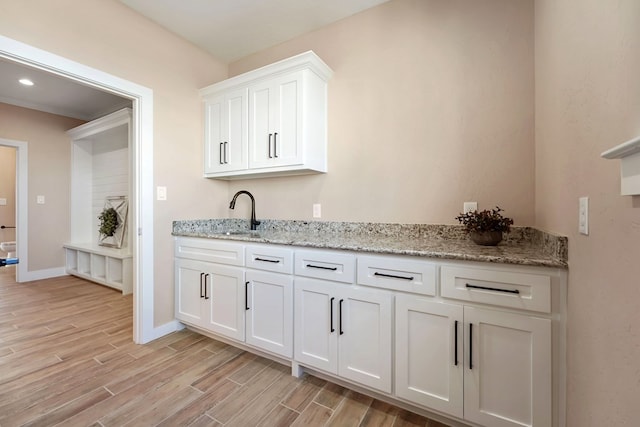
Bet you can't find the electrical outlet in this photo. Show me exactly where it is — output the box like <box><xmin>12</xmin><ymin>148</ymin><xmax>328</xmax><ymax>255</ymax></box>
<box><xmin>313</xmin><ymin>203</ymin><xmax>321</xmax><ymax>218</ymax></box>
<box><xmin>579</xmin><ymin>197</ymin><xmax>589</xmax><ymax>235</ymax></box>
<box><xmin>463</xmin><ymin>202</ymin><xmax>477</xmax><ymax>214</ymax></box>
<box><xmin>36</xmin><ymin>195</ymin><xmax>45</xmax><ymax>204</ymax></box>
<box><xmin>0</xmin><ymin>198</ymin><xmax>6</xmax><ymax>206</ymax></box>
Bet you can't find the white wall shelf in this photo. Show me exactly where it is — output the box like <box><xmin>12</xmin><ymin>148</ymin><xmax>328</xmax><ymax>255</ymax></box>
<box><xmin>602</xmin><ymin>135</ymin><xmax>640</xmax><ymax>195</ymax></box>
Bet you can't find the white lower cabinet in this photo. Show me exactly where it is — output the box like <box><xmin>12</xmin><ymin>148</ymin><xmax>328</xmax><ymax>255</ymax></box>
<box><xmin>175</xmin><ymin>258</ymin><xmax>245</xmax><ymax>341</ymax></box>
<box><xmin>175</xmin><ymin>238</ymin><xmax>564</xmax><ymax>427</ymax></box>
<box><xmin>395</xmin><ymin>296</ymin><xmax>464</xmax><ymax>418</ymax></box>
<box><xmin>294</xmin><ymin>277</ymin><xmax>393</xmax><ymax>393</ymax></box>
<box><xmin>245</xmin><ymin>270</ymin><xmax>293</xmax><ymax>358</ymax></box>
<box><xmin>395</xmin><ymin>294</ymin><xmax>552</xmax><ymax>427</ymax></box>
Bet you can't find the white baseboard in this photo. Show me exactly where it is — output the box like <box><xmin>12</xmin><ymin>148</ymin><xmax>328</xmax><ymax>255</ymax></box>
<box><xmin>146</xmin><ymin>320</ymin><xmax>185</xmax><ymax>343</ymax></box>
<box><xmin>19</xmin><ymin>267</ymin><xmax>67</xmax><ymax>282</ymax></box>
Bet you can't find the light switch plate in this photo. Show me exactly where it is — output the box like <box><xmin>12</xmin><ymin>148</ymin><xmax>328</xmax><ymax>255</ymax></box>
<box><xmin>0</xmin><ymin>198</ymin><xmax>6</xmax><ymax>206</ymax></box>
<box><xmin>157</xmin><ymin>186</ymin><xmax>167</xmax><ymax>201</ymax></box>
<box><xmin>313</xmin><ymin>203</ymin><xmax>321</xmax><ymax>218</ymax></box>
<box><xmin>36</xmin><ymin>195</ymin><xmax>45</xmax><ymax>204</ymax></box>
<box><xmin>579</xmin><ymin>196</ymin><xmax>589</xmax><ymax>235</ymax></box>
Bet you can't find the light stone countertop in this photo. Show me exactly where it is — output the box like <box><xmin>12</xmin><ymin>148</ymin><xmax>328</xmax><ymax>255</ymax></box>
<box><xmin>172</xmin><ymin>219</ymin><xmax>568</xmax><ymax>269</ymax></box>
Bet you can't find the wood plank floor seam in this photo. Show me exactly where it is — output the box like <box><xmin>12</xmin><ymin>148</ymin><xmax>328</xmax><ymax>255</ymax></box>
<box><xmin>0</xmin><ymin>268</ymin><xmax>451</xmax><ymax>427</ymax></box>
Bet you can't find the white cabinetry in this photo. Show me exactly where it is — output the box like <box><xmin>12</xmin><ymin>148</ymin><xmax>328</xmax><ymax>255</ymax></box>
<box><xmin>396</xmin><ymin>264</ymin><xmax>555</xmax><ymax>427</ymax></box>
<box><xmin>204</xmin><ymin>88</ymin><xmax>248</xmax><ymax>173</ymax></box>
<box><xmin>245</xmin><ymin>245</ymin><xmax>294</xmax><ymax>358</ymax></box>
<box><xmin>200</xmin><ymin>51</ymin><xmax>332</xmax><ymax>179</ymax></box>
<box><xmin>295</xmin><ymin>278</ymin><xmax>393</xmax><ymax>393</ymax></box>
<box><xmin>173</xmin><ymin>238</ymin><xmax>565</xmax><ymax>427</ymax></box>
<box><xmin>294</xmin><ymin>249</ymin><xmax>393</xmax><ymax>393</ymax></box>
<box><xmin>65</xmin><ymin>108</ymin><xmax>132</xmax><ymax>294</ymax></box>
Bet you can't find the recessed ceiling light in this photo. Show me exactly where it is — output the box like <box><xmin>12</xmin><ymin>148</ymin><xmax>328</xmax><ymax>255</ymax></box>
<box><xmin>19</xmin><ymin>78</ymin><xmax>34</xmax><ymax>86</ymax></box>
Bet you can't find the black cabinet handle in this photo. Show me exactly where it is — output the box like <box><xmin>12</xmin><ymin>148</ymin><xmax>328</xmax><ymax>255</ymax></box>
<box><xmin>469</xmin><ymin>323</ymin><xmax>473</xmax><ymax>369</ymax></box>
<box><xmin>223</xmin><ymin>141</ymin><xmax>228</xmax><ymax>164</ymax></box>
<box><xmin>339</xmin><ymin>299</ymin><xmax>344</xmax><ymax>335</ymax></box>
<box><xmin>465</xmin><ymin>283</ymin><xmax>520</xmax><ymax>294</ymax></box>
<box><xmin>219</xmin><ymin>143</ymin><xmax>224</xmax><ymax>164</ymax></box>
<box><xmin>454</xmin><ymin>320</ymin><xmax>459</xmax><ymax>366</ymax></box>
<box><xmin>255</xmin><ymin>257</ymin><xmax>280</xmax><ymax>263</ymax></box>
<box><xmin>268</xmin><ymin>133</ymin><xmax>273</xmax><ymax>158</ymax></box>
<box><xmin>330</xmin><ymin>297</ymin><xmax>335</xmax><ymax>333</ymax></box>
<box><xmin>200</xmin><ymin>272</ymin><xmax>205</xmax><ymax>298</ymax></box>
<box><xmin>374</xmin><ymin>272</ymin><xmax>414</xmax><ymax>281</ymax></box>
<box><xmin>204</xmin><ymin>274</ymin><xmax>210</xmax><ymax>299</ymax></box>
<box><xmin>306</xmin><ymin>264</ymin><xmax>338</xmax><ymax>271</ymax></box>
<box><xmin>273</xmin><ymin>132</ymin><xmax>278</xmax><ymax>158</ymax></box>
<box><xmin>245</xmin><ymin>281</ymin><xmax>250</xmax><ymax>310</ymax></box>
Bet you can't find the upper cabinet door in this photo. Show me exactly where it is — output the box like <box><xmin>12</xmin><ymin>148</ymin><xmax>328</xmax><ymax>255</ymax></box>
<box><xmin>203</xmin><ymin>88</ymin><xmax>248</xmax><ymax>174</ymax></box>
<box><xmin>248</xmin><ymin>71</ymin><xmax>303</xmax><ymax>169</ymax></box>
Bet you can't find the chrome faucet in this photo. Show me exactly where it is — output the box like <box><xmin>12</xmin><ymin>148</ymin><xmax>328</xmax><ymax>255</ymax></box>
<box><xmin>229</xmin><ymin>190</ymin><xmax>261</xmax><ymax>230</ymax></box>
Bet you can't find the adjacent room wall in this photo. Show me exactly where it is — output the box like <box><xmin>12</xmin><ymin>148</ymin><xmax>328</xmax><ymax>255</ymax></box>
<box><xmin>228</xmin><ymin>0</ymin><xmax>535</xmax><ymax>225</ymax></box>
<box><xmin>0</xmin><ymin>0</ymin><xmax>229</xmax><ymax>326</ymax></box>
<box><xmin>535</xmin><ymin>0</ymin><xmax>640</xmax><ymax>425</ymax></box>
<box><xmin>0</xmin><ymin>103</ymin><xmax>84</xmax><ymax>270</ymax></box>
<box><xmin>0</xmin><ymin>145</ymin><xmax>16</xmax><ymax>245</ymax></box>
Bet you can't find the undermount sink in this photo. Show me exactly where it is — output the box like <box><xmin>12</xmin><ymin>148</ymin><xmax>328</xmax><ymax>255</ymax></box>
<box><xmin>214</xmin><ymin>230</ymin><xmax>261</xmax><ymax>238</ymax></box>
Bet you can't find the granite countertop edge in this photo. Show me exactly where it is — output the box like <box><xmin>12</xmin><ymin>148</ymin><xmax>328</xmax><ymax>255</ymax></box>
<box><xmin>172</xmin><ymin>219</ymin><xmax>568</xmax><ymax>269</ymax></box>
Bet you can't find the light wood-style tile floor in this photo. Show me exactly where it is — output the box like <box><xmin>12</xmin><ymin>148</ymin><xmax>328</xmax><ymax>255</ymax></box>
<box><xmin>0</xmin><ymin>266</ymin><xmax>450</xmax><ymax>426</ymax></box>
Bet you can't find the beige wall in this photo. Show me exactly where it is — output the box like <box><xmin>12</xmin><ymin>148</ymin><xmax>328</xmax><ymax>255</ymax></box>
<box><xmin>0</xmin><ymin>145</ymin><xmax>16</xmax><ymax>245</ymax></box>
<box><xmin>227</xmin><ymin>0</ymin><xmax>535</xmax><ymax>225</ymax></box>
<box><xmin>0</xmin><ymin>103</ymin><xmax>84</xmax><ymax>269</ymax></box>
<box><xmin>0</xmin><ymin>0</ymin><xmax>229</xmax><ymax>325</ymax></box>
<box><xmin>535</xmin><ymin>0</ymin><xmax>640</xmax><ymax>425</ymax></box>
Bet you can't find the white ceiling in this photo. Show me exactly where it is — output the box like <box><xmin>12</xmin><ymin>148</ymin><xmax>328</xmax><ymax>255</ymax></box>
<box><xmin>120</xmin><ymin>0</ymin><xmax>391</xmax><ymax>62</ymax></box>
<box><xmin>0</xmin><ymin>0</ymin><xmax>389</xmax><ymax>121</ymax></box>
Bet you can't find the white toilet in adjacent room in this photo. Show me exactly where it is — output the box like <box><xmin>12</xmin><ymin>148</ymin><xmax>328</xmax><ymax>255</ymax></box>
<box><xmin>0</xmin><ymin>241</ymin><xmax>16</xmax><ymax>258</ymax></box>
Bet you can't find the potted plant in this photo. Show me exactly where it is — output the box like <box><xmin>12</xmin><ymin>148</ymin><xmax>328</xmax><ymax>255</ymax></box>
<box><xmin>455</xmin><ymin>206</ymin><xmax>514</xmax><ymax>246</ymax></box>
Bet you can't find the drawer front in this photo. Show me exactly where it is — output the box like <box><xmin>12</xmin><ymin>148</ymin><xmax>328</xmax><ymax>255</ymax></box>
<box><xmin>440</xmin><ymin>265</ymin><xmax>551</xmax><ymax>313</ymax></box>
<box><xmin>357</xmin><ymin>255</ymin><xmax>437</xmax><ymax>295</ymax></box>
<box><xmin>246</xmin><ymin>245</ymin><xmax>294</xmax><ymax>274</ymax></box>
<box><xmin>174</xmin><ymin>237</ymin><xmax>244</xmax><ymax>266</ymax></box>
<box><xmin>294</xmin><ymin>250</ymin><xmax>356</xmax><ymax>283</ymax></box>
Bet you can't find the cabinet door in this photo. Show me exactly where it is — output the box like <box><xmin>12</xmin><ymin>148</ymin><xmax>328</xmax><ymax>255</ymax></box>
<box><xmin>395</xmin><ymin>296</ymin><xmax>463</xmax><ymax>418</ymax></box>
<box><xmin>245</xmin><ymin>270</ymin><xmax>293</xmax><ymax>358</ymax></box>
<box><xmin>338</xmin><ymin>286</ymin><xmax>393</xmax><ymax>393</ymax></box>
<box><xmin>248</xmin><ymin>72</ymin><xmax>302</xmax><ymax>169</ymax></box>
<box><xmin>204</xmin><ymin>264</ymin><xmax>245</xmax><ymax>341</ymax></box>
<box><xmin>294</xmin><ymin>278</ymin><xmax>338</xmax><ymax>374</ymax></box>
<box><xmin>175</xmin><ymin>258</ymin><xmax>206</xmax><ymax>327</ymax></box>
<box><xmin>204</xmin><ymin>89</ymin><xmax>248</xmax><ymax>174</ymax></box>
<box><xmin>464</xmin><ymin>307</ymin><xmax>551</xmax><ymax>427</ymax></box>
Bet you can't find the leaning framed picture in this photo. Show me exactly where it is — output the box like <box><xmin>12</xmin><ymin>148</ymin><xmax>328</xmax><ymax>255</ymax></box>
<box><xmin>98</xmin><ymin>196</ymin><xmax>128</xmax><ymax>248</ymax></box>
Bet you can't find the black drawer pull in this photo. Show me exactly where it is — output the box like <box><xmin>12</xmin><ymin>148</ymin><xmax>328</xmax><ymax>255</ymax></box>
<box><xmin>339</xmin><ymin>299</ymin><xmax>344</xmax><ymax>335</ymax></box>
<box><xmin>465</xmin><ymin>283</ymin><xmax>520</xmax><ymax>294</ymax></box>
<box><xmin>454</xmin><ymin>320</ymin><xmax>459</xmax><ymax>366</ymax></box>
<box><xmin>255</xmin><ymin>257</ymin><xmax>280</xmax><ymax>263</ymax></box>
<box><xmin>306</xmin><ymin>264</ymin><xmax>338</xmax><ymax>271</ymax></box>
<box><xmin>330</xmin><ymin>297</ymin><xmax>335</xmax><ymax>333</ymax></box>
<box><xmin>200</xmin><ymin>272</ymin><xmax>205</xmax><ymax>298</ymax></box>
<box><xmin>204</xmin><ymin>274</ymin><xmax>210</xmax><ymax>300</ymax></box>
<box><xmin>245</xmin><ymin>281</ymin><xmax>250</xmax><ymax>310</ymax></box>
<box><xmin>469</xmin><ymin>323</ymin><xmax>473</xmax><ymax>369</ymax></box>
<box><xmin>374</xmin><ymin>272</ymin><xmax>414</xmax><ymax>281</ymax></box>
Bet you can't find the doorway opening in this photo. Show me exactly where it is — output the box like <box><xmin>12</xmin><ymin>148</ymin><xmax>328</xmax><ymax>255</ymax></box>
<box><xmin>0</xmin><ymin>35</ymin><xmax>156</xmax><ymax>344</ymax></box>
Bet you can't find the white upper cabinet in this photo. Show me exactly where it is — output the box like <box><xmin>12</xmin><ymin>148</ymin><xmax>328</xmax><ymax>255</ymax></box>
<box><xmin>200</xmin><ymin>51</ymin><xmax>333</xmax><ymax>179</ymax></box>
<box><xmin>204</xmin><ymin>88</ymin><xmax>248</xmax><ymax>173</ymax></box>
